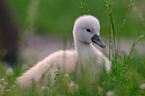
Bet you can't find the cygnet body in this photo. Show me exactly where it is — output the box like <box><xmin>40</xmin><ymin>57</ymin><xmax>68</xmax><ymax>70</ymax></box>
<box><xmin>16</xmin><ymin>15</ymin><xmax>111</xmax><ymax>88</ymax></box>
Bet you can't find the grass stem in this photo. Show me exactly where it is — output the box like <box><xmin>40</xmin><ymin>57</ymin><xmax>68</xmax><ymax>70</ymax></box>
<box><xmin>128</xmin><ymin>35</ymin><xmax>144</xmax><ymax>60</ymax></box>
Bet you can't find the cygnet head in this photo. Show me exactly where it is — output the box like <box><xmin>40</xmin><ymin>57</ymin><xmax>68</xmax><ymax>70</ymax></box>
<box><xmin>73</xmin><ymin>15</ymin><xmax>106</xmax><ymax>48</ymax></box>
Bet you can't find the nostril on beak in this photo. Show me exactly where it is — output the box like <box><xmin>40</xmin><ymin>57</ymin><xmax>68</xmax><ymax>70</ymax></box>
<box><xmin>91</xmin><ymin>34</ymin><xmax>106</xmax><ymax>48</ymax></box>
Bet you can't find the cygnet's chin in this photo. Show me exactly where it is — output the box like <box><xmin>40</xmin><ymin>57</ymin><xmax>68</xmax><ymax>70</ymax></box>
<box><xmin>79</xmin><ymin>40</ymin><xmax>91</xmax><ymax>45</ymax></box>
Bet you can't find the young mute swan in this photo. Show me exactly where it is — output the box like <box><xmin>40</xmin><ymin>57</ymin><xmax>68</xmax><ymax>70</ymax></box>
<box><xmin>16</xmin><ymin>15</ymin><xmax>111</xmax><ymax>88</ymax></box>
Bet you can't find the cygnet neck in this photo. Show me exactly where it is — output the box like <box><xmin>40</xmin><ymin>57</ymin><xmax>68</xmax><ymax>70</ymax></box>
<box><xmin>74</xmin><ymin>39</ymin><xmax>91</xmax><ymax>51</ymax></box>
<box><xmin>74</xmin><ymin>39</ymin><xmax>96</xmax><ymax>63</ymax></box>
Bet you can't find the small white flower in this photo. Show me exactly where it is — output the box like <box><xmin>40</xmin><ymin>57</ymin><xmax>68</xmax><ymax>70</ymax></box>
<box><xmin>98</xmin><ymin>86</ymin><xmax>103</xmax><ymax>94</ymax></box>
<box><xmin>67</xmin><ymin>81</ymin><xmax>79</xmax><ymax>94</ymax></box>
<box><xmin>0</xmin><ymin>78</ymin><xmax>4</xmax><ymax>81</ymax></box>
<box><xmin>4</xmin><ymin>82</ymin><xmax>8</xmax><ymax>85</ymax></box>
<box><xmin>106</xmin><ymin>91</ymin><xmax>114</xmax><ymax>96</ymax></box>
<box><xmin>6</xmin><ymin>67</ymin><xmax>14</xmax><ymax>76</ymax></box>
<box><xmin>41</xmin><ymin>86</ymin><xmax>49</xmax><ymax>90</ymax></box>
<box><xmin>6</xmin><ymin>89</ymin><xmax>11</xmax><ymax>92</ymax></box>
<box><xmin>41</xmin><ymin>86</ymin><xmax>46</xmax><ymax>90</ymax></box>
<box><xmin>68</xmin><ymin>81</ymin><xmax>75</xmax><ymax>87</ymax></box>
<box><xmin>64</xmin><ymin>74</ymin><xmax>69</xmax><ymax>77</ymax></box>
<box><xmin>140</xmin><ymin>83</ymin><xmax>145</xmax><ymax>89</ymax></box>
<box><xmin>75</xmin><ymin>84</ymin><xmax>79</xmax><ymax>90</ymax></box>
<box><xmin>12</xmin><ymin>84</ymin><xmax>16</xmax><ymax>88</ymax></box>
<box><xmin>64</xmin><ymin>74</ymin><xmax>71</xmax><ymax>82</ymax></box>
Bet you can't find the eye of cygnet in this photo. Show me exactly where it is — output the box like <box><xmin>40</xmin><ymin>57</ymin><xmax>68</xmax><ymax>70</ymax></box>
<box><xmin>86</xmin><ymin>29</ymin><xmax>91</xmax><ymax>32</ymax></box>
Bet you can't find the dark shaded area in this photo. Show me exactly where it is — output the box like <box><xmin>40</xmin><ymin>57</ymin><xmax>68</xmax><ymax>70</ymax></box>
<box><xmin>0</xmin><ymin>0</ymin><xmax>19</xmax><ymax>67</ymax></box>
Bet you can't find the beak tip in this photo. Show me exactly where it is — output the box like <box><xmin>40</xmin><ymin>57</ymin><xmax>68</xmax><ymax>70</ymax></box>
<box><xmin>91</xmin><ymin>34</ymin><xmax>106</xmax><ymax>48</ymax></box>
<box><xmin>101</xmin><ymin>45</ymin><xmax>106</xmax><ymax>48</ymax></box>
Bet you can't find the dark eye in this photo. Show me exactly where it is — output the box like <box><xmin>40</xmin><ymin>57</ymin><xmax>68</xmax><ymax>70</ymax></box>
<box><xmin>86</xmin><ymin>29</ymin><xmax>91</xmax><ymax>32</ymax></box>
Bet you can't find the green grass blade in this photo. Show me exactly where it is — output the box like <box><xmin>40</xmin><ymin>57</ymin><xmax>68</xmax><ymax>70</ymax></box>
<box><xmin>128</xmin><ymin>35</ymin><xmax>144</xmax><ymax>60</ymax></box>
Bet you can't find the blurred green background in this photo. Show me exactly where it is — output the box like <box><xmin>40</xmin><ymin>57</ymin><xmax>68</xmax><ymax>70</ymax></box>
<box><xmin>8</xmin><ymin>0</ymin><xmax>145</xmax><ymax>37</ymax></box>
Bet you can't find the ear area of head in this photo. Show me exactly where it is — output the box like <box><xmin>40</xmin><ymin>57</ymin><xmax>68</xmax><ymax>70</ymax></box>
<box><xmin>74</xmin><ymin>15</ymin><xmax>100</xmax><ymax>28</ymax></box>
<box><xmin>73</xmin><ymin>15</ymin><xmax>100</xmax><ymax>35</ymax></box>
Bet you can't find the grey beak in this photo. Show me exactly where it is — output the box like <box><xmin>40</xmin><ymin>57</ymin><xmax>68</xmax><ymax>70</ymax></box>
<box><xmin>91</xmin><ymin>34</ymin><xmax>106</xmax><ymax>48</ymax></box>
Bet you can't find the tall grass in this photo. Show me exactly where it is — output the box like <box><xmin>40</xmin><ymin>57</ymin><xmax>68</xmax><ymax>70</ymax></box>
<box><xmin>25</xmin><ymin>0</ymin><xmax>41</xmax><ymax>35</ymax></box>
<box><xmin>105</xmin><ymin>0</ymin><xmax>117</xmax><ymax>65</ymax></box>
<box><xmin>127</xmin><ymin>35</ymin><xmax>144</xmax><ymax>60</ymax></box>
<box><xmin>80</xmin><ymin>0</ymin><xmax>90</xmax><ymax>14</ymax></box>
<box><xmin>105</xmin><ymin>0</ymin><xmax>144</xmax><ymax>63</ymax></box>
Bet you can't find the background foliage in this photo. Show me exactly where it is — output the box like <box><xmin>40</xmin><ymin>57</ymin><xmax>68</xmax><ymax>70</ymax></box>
<box><xmin>8</xmin><ymin>0</ymin><xmax>145</xmax><ymax>37</ymax></box>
